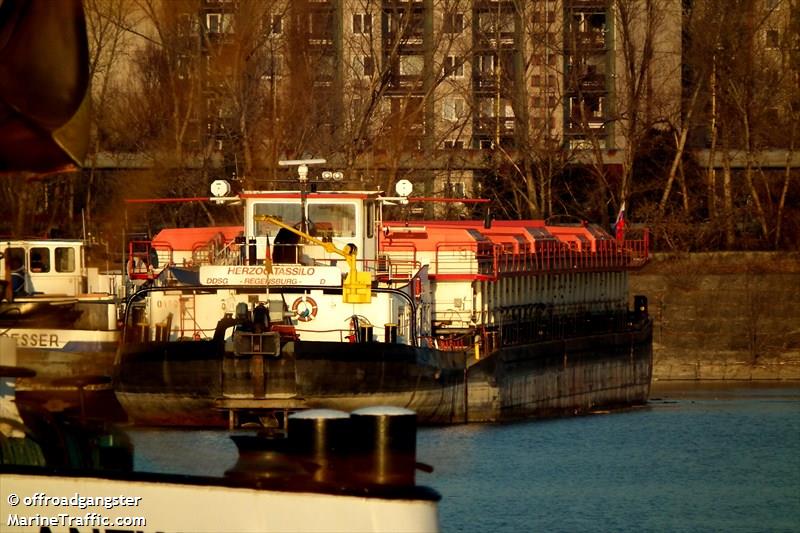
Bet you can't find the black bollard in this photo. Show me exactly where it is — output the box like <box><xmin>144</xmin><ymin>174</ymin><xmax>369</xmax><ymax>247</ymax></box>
<box><xmin>384</xmin><ymin>323</ymin><xmax>398</xmax><ymax>343</ymax></box>
<box><xmin>350</xmin><ymin>406</ymin><xmax>417</xmax><ymax>486</ymax></box>
<box><xmin>359</xmin><ymin>325</ymin><xmax>373</xmax><ymax>343</ymax></box>
<box><xmin>287</xmin><ymin>409</ymin><xmax>351</xmax><ymax>484</ymax></box>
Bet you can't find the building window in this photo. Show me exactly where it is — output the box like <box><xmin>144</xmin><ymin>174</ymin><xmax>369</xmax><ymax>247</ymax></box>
<box><xmin>444</xmin><ymin>56</ymin><xmax>464</xmax><ymax>78</ymax></box>
<box><xmin>766</xmin><ymin>29</ymin><xmax>780</xmax><ymax>48</ymax></box>
<box><xmin>443</xmin><ymin>12</ymin><xmax>464</xmax><ymax>33</ymax></box>
<box><xmin>177</xmin><ymin>54</ymin><xmax>191</xmax><ymax>79</ymax></box>
<box><xmin>266</xmin><ymin>14</ymin><xmax>282</xmax><ymax>35</ymax></box>
<box><xmin>263</xmin><ymin>54</ymin><xmax>283</xmax><ymax>78</ymax></box>
<box><xmin>479</xmin><ymin>139</ymin><xmax>493</xmax><ymax>150</ymax></box>
<box><xmin>360</xmin><ymin>56</ymin><xmax>375</xmax><ymax>77</ymax></box>
<box><xmin>399</xmin><ymin>55</ymin><xmax>424</xmax><ymax>76</ymax></box>
<box><xmin>309</xmin><ymin>11</ymin><xmax>332</xmax><ymax>39</ymax></box>
<box><xmin>444</xmin><ymin>139</ymin><xmax>465</xmax><ymax>149</ymax></box>
<box><xmin>478</xmin><ymin>11</ymin><xmax>514</xmax><ymax>35</ymax></box>
<box><xmin>206</xmin><ymin>13</ymin><xmax>231</xmax><ymax>34</ymax></box>
<box><xmin>479</xmin><ymin>98</ymin><xmax>495</xmax><ymax>118</ymax></box>
<box><xmin>353</xmin><ymin>13</ymin><xmax>372</xmax><ymax>34</ymax></box>
<box><xmin>446</xmin><ymin>181</ymin><xmax>466</xmax><ymax>198</ymax></box>
<box><xmin>443</xmin><ymin>97</ymin><xmax>465</xmax><ymax>120</ymax></box>
<box><xmin>476</xmin><ymin>54</ymin><xmax>495</xmax><ymax>75</ymax></box>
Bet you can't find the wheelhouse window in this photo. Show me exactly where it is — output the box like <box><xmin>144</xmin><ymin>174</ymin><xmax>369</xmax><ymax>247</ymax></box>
<box><xmin>6</xmin><ymin>247</ymin><xmax>25</xmax><ymax>271</ymax></box>
<box><xmin>29</xmin><ymin>247</ymin><xmax>50</xmax><ymax>273</ymax></box>
<box><xmin>55</xmin><ymin>247</ymin><xmax>76</xmax><ymax>273</ymax></box>
<box><xmin>254</xmin><ymin>203</ymin><xmax>303</xmax><ymax>237</ymax></box>
<box><xmin>308</xmin><ymin>203</ymin><xmax>356</xmax><ymax>238</ymax></box>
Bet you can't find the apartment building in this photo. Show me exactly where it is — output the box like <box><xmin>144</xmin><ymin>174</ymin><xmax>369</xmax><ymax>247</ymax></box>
<box><xmin>104</xmin><ymin>0</ymin><xmax>682</xmax><ymax>202</ymax></box>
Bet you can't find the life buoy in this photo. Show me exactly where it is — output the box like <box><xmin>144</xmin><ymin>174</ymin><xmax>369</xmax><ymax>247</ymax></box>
<box><xmin>291</xmin><ymin>296</ymin><xmax>318</xmax><ymax>322</ymax></box>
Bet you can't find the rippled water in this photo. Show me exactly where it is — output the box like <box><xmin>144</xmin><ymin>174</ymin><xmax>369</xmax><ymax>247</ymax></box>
<box><xmin>129</xmin><ymin>384</ymin><xmax>800</xmax><ymax>533</ymax></box>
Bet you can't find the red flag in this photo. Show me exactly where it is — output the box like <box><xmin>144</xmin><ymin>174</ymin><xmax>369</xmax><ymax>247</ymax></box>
<box><xmin>614</xmin><ymin>202</ymin><xmax>626</xmax><ymax>241</ymax></box>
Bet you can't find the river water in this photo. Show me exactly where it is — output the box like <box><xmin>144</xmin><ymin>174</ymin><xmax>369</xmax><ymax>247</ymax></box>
<box><xmin>129</xmin><ymin>383</ymin><xmax>800</xmax><ymax>532</ymax></box>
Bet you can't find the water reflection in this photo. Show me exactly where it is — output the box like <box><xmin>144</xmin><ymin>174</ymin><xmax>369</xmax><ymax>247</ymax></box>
<box><xmin>125</xmin><ymin>384</ymin><xmax>800</xmax><ymax>532</ymax></box>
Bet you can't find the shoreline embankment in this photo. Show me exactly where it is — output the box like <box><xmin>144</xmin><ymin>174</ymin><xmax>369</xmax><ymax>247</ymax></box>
<box><xmin>630</xmin><ymin>252</ymin><xmax>800</xmax><ymax>381</ymax></box>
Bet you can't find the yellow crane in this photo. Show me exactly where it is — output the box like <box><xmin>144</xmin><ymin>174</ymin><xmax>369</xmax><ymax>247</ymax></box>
<box><xmin>253</xmin><ymin>215</ymin><xmax>372</xmax><ymax>304</ymax></box>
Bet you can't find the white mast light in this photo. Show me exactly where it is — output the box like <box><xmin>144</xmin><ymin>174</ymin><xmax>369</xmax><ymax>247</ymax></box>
<box><xmin>395</xmin><ymin>179</ymin><xmax>413</xmax><ymax>197</ymax></box>
<box><xmin>210</xmin><ymin>179</ymin><xmax>231</xmax><ymax>197</ymax></box>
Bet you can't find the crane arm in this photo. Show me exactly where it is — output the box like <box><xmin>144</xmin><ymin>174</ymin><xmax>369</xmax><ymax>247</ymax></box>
<box><xmin>253</xmin><ymin>215</ymin><xmax>370</xmax><ymax>303</ymax></box>
<box><xmin>252</xmin><ymin>215</ymin><xmax>357</xmax><ymax>272</ymax></box>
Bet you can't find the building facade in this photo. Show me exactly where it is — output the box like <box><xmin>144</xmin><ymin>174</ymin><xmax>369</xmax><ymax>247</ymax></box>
<box><xmin>98</xmin><ymin>0</ymin><xmax>683</xmax><ymax>203</ymax></box>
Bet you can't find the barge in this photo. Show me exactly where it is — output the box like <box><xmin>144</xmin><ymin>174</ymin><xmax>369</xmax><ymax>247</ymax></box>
<box><xmin>115</xmin><ymin>161</ymin><xmax>652</xmax><ymax>427</ymax></box>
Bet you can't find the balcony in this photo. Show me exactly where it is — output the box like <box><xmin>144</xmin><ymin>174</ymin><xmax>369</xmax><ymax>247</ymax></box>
<box><xmin>471</xmin><ymin>75</ymin><xmax>514</xmax><ymax>97</ymax></box>
<box><xmin>473</xmin><ymin>117</ymin><xmax>516</xmax><ymax>134</ymax></box>
<box><xmin>566</xmin><ymin>71</ymin><xmax>606</xmax><ymax>93</ymax></box>
<box><xmin>566</xmin><ymin>117</ymin><xmax>607</xmax><ymax>136</ymax></box>
<box><xmin>565</xmin><ymin>30</ymin><xmax>606</xmax><ymax>51</ymax></box>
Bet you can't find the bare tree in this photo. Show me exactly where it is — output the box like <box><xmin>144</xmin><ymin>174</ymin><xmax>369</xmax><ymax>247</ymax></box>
<box><xmin>611</xmin><ymin>0</ymin><xmax>681</xmax><ymax>211</ymax></box>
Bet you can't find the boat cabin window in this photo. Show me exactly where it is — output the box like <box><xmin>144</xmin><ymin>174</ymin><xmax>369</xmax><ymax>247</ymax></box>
<box><xmin>366</xmin><ymin>201</ymin><xmax>374</xmax><ymax>238</ymax></box>
<box><xmin>5</xmin><ymin>247</ymin><xmax>25</xmax><ymax>271</ymax></box>
<box><xmin>29</xmin><ymin>247</ymin><xmax>50</xmax><ymax>273</ymax></box>
<box><xmin>55</xmin><ymin>247</ymin><xmax>76</xmax><ymax>273</ymax></box>
<box><xmin>253</xmin><ymin>202</ymin><xmax>357</xmax><ymax>239</ymax></box>
<box><xmin>308</xmin><ymin>204</ymin><xmax>356</xmax><ymax>238</ymax></box>
<box><xmin>254</xmin><ymin>203</ymin><xmax>302</xmax><ymax>237</ymax></box>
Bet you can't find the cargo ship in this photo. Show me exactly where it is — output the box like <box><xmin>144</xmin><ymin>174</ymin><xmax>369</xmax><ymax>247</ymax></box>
<box><xmin>115</xmin><ymin>160</ymin><xmax>652</xmax><ymax>427</ymax></box>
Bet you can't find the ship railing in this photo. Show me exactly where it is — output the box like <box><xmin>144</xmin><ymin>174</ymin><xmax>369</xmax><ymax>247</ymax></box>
<box><xmin>434</xmin><ymin>242</ymin><xmax>481</xmax><ymax>276</ymax></box>
<box><xmin>213</xmin><ymin>239</ymin><xmax>244</xmax><ymax>265</ymax></box>
<box><xmin>149</xmin><ymin>241</ymin><xmax>174</xmax><ymax>270</ymax></box>
<box><xmin>377</xmin><ymin>244</ymin><xmax>419</xmax><ymax>279</ymax></box>
<box><xmin>490</xmin><ymin>234</ymin><xmax>650</xmax><ymax>275</ymax></box>
<box><xmin>425</xmin><ymin>333</ymin><xmax>473</xmax><ymax>352</ymax></box>
<box><xmin>372</xmin><ymin>258</ymin><xmax>421</xmax><ymax>282</ymax></box>
<box><xmin>127</xmin><ymin>240</ymin><xmax>172</xmax><ymax>280</ymax></box>
<box><xmin>191</xmin><ymin>232</ymin><xmax>237</xmax><ymax>266</ymax></box>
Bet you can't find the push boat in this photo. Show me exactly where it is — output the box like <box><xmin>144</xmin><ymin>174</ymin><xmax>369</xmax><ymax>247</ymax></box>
<box><xmin>115</xmin><ymin>161</ymin><xmax>653</xmax><ymax>427</ymax></box>
<box><xmin>0</xmin><ymin>239</ymin><xmax>124</xmax><ymax>418</ymax></box>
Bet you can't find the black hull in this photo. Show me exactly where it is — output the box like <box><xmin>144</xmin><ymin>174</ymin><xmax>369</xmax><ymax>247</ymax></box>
<box><xmin>114</xmin><ymin>320</ymin><xmax>653</xmax><ymax>427</ymax></box>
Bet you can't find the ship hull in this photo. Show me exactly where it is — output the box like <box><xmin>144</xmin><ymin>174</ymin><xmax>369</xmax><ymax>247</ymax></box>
<box><xmin>114</xmin><ymin>320</ymin><xmax>652</xmax><ymax>427</ymax></box>
<box><xmin>1</xmin><ymin>291</ymin><xmax>124</xmax><ymax>419</ymax></box>
<box><xmin>2</xmin><ymin>328</ymin><xmax>125</xmax><ymax>420</ymax></box>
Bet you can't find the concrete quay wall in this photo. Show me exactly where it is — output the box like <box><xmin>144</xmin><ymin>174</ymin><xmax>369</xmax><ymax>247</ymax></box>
<box><xmin>630</xmin><ymin>252</ymin><xmax>800</xmax><ymax>381</ymax></box>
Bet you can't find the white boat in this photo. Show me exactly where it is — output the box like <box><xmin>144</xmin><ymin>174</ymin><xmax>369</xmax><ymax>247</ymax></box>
<box><xmin>115</xmin><ymin>160</ymin><xmax>652</xmax><ymax>427</ymax></box>
<box><xmin>0</xmin><ymin>239</ymin><xmax>123</xmax><ymax>417</ymax></box>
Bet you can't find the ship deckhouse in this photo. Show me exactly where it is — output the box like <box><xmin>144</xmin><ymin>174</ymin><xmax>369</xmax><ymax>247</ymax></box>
<box><xmin>241</xmin><ymin>190</ymin><xmax>381</xmax><ymax>271</ymax></box>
